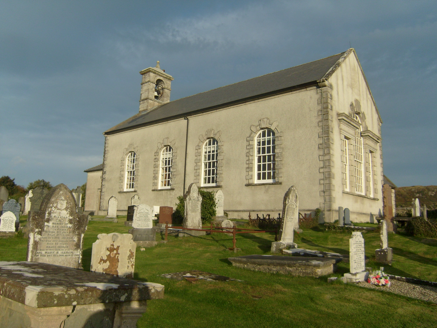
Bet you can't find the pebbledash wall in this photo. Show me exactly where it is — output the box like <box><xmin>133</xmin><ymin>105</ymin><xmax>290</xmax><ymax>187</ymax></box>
<box><xmin>90</xmin><ymin>49</ymin><xmax>383</xmax><ymax>223</ymax></box>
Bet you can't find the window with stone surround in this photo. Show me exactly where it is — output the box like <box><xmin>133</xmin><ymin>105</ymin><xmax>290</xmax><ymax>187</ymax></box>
<box><xmin>341</xmin><ymin>136</ymin><xmax>350</xmax><ymax>191</ymax></box>
<box><xmin>354</xmin><ymin>116</ymin><xmax>364</xmax><ymax>194</ymax></box>
<box><xmin>202</xmin><ymin>138</ymin><xmax>218</xmax><ymax>186</ymax></box>
<box><xmin>255</xmin><ymin>129</ymin><xmax>276</xmax><ymax>183</ymax></box>
<box><xmin>125</xmin><ymin>152</ymin><xmax>136</xmax><ymax>191</ymax></box>
<box><xmin>159</xmin><ymin>146</ymin><xmax>173</xmax><ymax>188</ymax></box>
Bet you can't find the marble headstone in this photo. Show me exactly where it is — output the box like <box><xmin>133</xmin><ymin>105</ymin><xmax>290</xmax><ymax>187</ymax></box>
<box><xmin>91</xmin><ymin>233</ymin><xmax>136</xmax><ymax>278</ymax></box>
<box><xmin>183</xmin><ymin>183</ymin><xmax>202</xmax><ymax>230</ymax></box>
<box><xmin>0</xmin><ymin>186</ymin><xmax>8</xmax><ymax>202</ymax></box>
<box><xmin>343</xmin><ymin>232</ymin><xmax>368</xmax><ymax>282</ymax></box>
<box><xmin>271</xmin><ymin>186</ymin><xmax>299</xmax><ymax>253</ymax></box>
<box><xmin>0</xmin><ymin>211</ymin><xmax>16</xmax><ymax>232</ymax></box>
<box><xmin>338</xmin><ymin>206</ymin><xmax>344</xmax><ymax>226</ymax></box>
<box><xmin>132</xmin><ymin>204</ymin><xmax>153</xmax><ymax>229</ymax></box>
<box><xmin>344</xmin><ymin>208</ymin><xmax>351</xmax><ymax>225</ymax></box>
<box><xmin>412</xmin><ymin>198</ymin><xmax>420</xmax><ymax>217</ymax></box>
<box><xmin>23</xmin><ymin>190</ymin><xmax>33</xmax><ymax>215</ymax></box>
<box><xmin>107</xmin><ymin>196</ymin><xmax>118</xmax><ymax>218</ymax></box>
<box><xmin>27</xmin><ymin>184</ymin><xmax>88</xmax><ymax>269</ymax></box>
<box><xmin>215</xmin><ymin>190</ymin><xmax>224</xmax><ymax>217</ymax></box>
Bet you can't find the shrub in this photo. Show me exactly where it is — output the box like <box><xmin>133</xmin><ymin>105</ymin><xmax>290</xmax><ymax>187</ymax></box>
<box><xmin>172</xmin><ymin>190</ymin><xmax>217</xmax><ymax>225</ymax></box>
<box><xmin>405</xmin><ymin>217</ymin><xmax>437</xmax><ymax>238</ymax></box>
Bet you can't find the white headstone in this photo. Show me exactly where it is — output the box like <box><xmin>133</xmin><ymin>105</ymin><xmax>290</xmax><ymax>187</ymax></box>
<box><xmin>380</xmin><ymin>220</ymin><xmax>388</xmax><ymax>249</ymax></box>
<box><xmin>132</xmin><ymin>204</ymin><xmax>153</xmax><ymax>229</ymax></box>
<box><xmin>215</xmin><ymin>190</ymin><xmax>224</xmax><ymax>217</ymax></box>
<box><xmin>350</xmin><ymin>232</ymin><xmax>365</xmax><ymax>274</ymax></box>
<box><xmin>153</xmin><ymin>206</ymin><xmax>160</xmax><ymax>219</ymax></box>
<box><xmin>0</xmin><ymin>211</ymin><xmax>16</xmax><ymax>232</ymax></box>
<box><xmin>413</xmin><ymin>198</ymin><xmax>420</xmax><ymax>217</ymax></box>
<box><xmin>90</xmin><ymin>233</ymin><xmax>136</xmax><ymax>278</ymax></box>
<box><xmin>183</xmin><ymin>183</ymin><xmax>202</xmax><ymax>229</ymax></box>
<box><xmin>131</xmin><ymin>194</ymin><xmax>140</xmax><ymax>206</ymax></box>
<box><xmin>23</xmin><ymin>190</ymin><xmax>33</xmax><ymax>215</ymax></box>
<box><xmin>107</xmin><ymin>196</ymin><xmax>118</xmax><ymax>218</ymax></box>
<box><xmin>280</xmin><ymin>186</ymin><xmax>299</xmax><ymax>243</ymax></box>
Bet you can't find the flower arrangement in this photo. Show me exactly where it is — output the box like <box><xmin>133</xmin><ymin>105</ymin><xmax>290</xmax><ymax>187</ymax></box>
<box><xmin>368</xmin><ymin>268</ymin><xmax>391</xmax><ymax>287</ymax></box>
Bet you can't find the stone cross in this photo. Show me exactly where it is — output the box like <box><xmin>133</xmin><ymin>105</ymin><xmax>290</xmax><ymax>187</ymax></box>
<box><xmin>27</xmin><ymin>184</ymin><xmax>88</xmax><ymax>269</ymax></box>
<box><xmin>183</xmin><ymin>183</ymin><xmax>202</xmax><ymax>230</ymax></box>
<box><xmin>0</xmin><ymin>211</ymin><xmax>16</xmax><ymax>232</ymax></box>
<box><xmin>215</xmin><ymin>190</ymin><xmax>224</xmax><ymax>217</ymax></box>
<box><xmin>132</xmin><ymin>204</ymin><xmax>153</xmax><ymax>229</ymax></box>
<box><xmin>338</xmin><ymin>206</ymin><xmax>344</xmax><ymax>226</ymax></box>
<box><xmin>107</xmin><ymin>196</ymin><xmax>118</xmax><ymax>218</ymax></box>
<box><xmin>344</xmin><ymin>208</ymin><xmax>351</xmax><ymax>225</ymax></box>
<box><xmin>91</xmin><ymin>233</ymin><xmax>136</xmax><ymax>278</ymax></box>
<box><xmin>380</xmin><ymin>219</ymin><xmax>388</xmax><ymax>249</ymax></box>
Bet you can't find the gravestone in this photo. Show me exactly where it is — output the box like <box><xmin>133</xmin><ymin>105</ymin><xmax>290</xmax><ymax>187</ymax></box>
<box><xmin>221</xmin><ymin>219</ymin><xmax>234</xmax><ymax>236</ymax></box>
<box><xmin>343</xmin><ymin>232</ymin><xmax>368</xmax><ymax>282</ymax></box>
<box><xmin>29</xmin><ymin>187</ymin><xmax>50</xmax><ymax>212</ymax></box>
<box><xmin>131</xmin><ymin>194</ymin><xmax>140</xmax><ymax>205</ymax></box>
<box><xmin>370</xmin><ymin>213</ymin><xmax>375</xmax><ymax>224</ymax></box>
<box><xmin>0</xmin><ymin>186</ymin><xmax>8</xmax><ymax>202</ymax></box>
<box><xmin>91</xmin><ymin>233</ymin><xmax>136</xmax><ymax>278</ymax></box>
<box><xmin>271</xmin><ymin>186</ymin><xmax>299</xmax><ymax>253</ymax></box>
<box><xmin>412</xmin><ymin>198</ymin><xmax>420</xmax><ymax>217</ymax></box>
<box><xmin>215</xmin><ymin>190</ymin><xmax>225</xmax><ymax>217</ymax></box>
<box><xmin>107</xmin><ymin>196</ymin><xmax>118</xmax><ymax>218</ymax></box>
<box><xmin>27</xmin><ymin>184</ymin><xmax>88</xmax><ymax>269</ymax></box>
<box><xmin>23</xmin><ymin>190</ymin><xmax>33</xmax><ymax>215</ymax></box>
<box><xmin>423</xmin><ymin>204</ymin><xmax>428</xmax><ymax>221</ymax></box>
<box><xmin>125</xmin><ymin>205</ymin><xmax>136</xmax><ymax>226</ymax></box>
<box><xmin>159</xmin><ymin>206</ymin><xmax>173</xmax><ymax>226</ymax></box>
<box><xmin>2</xmin><ymin>199</ymin><xmax>20</xmax><ymax>230</ymax></box>
<box><xmin>0</xmin><ymin>211</ymin><xmax>16</xmax><ymax>233</ymax></box>
<box><xmin>344</xmin><ymin>208</ymin><xmax>351</xmax><ymax>225</ymax></box>
<box><xmin>72</xmin><ymin>186</ymin><xmax>83</xmax><ymax>208</ymax></box>
<box><xmin>181</xmin><ymin>183</ymin><xmax>205</xmax><ymax>236</ymax></box>
<box><xmin>375</xmin><ymin>220</ymin><xmax>393</xmax><ymax>264</ymax></box>
<box><xmin>131</xmin><ymin>204</ymin><xmax>157</xmax><ymax>246</ymax></box>
<box><xmin>338</xmin><ymin>206</ymin><xmax>344</xmax><ymax>226</ymax></box>
<box><xmin>18</xmin><ymin>197</ymin><xmax>25</xmax><ymax>214</ymax></box>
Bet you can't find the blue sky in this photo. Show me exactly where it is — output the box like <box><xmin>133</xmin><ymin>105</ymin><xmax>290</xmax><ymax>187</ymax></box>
<box><xmin>1</xmin><ymin>0</ymin><xmax>436</xmax><ymax>189</ymax></box>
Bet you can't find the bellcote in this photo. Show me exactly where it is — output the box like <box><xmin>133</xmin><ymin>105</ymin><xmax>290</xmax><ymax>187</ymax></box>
<box><xmin>139</xmin><ymin>61</ymin><xmax>174</xmax><ymax>112</ymax></box>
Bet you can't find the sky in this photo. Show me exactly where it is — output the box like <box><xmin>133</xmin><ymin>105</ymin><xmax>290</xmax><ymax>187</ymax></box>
<box><xmin>0</xmin><ymin>0</ymin><xmax>436</xmax><ymax>189</ymax></box>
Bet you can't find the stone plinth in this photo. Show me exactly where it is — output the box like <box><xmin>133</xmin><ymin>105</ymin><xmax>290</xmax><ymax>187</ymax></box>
<box><xmin>130</xmin><ymin>227</ymin><xmax>158</xmax><ymax>247</ymax></box>
<box><xmin>228</xmin><ymin>255</ymin><xmax>338</xmax><ymax>277</ymax></box>
<box><xmin>375</xmin><ymin>248</ymin><xmax>393</xmax><ymax>264</ymax></box>
<box><xmin>0</xmin><ymin>261</ymin><xmax>164</xmax><ymax>328</ymax></box>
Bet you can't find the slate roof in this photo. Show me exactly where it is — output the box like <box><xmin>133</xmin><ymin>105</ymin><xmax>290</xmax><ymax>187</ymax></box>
<box><xmin>84</xmin><ymin>164</ymin><xmax>103</xmax><ymax>172</ymax></box>
<box><xmin>105</xmin><ymin>51</ymin><xmax>348</xmax><ymax>135</ymax></box>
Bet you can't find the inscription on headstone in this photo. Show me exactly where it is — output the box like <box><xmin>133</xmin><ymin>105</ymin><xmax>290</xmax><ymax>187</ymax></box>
<box><xmin>132</xmin><ymin>204</ymin><xmax>153</xmax><ymax>229</ymax></box>
<box><xmin>215</xmin><ymin>190</ymin><xmax>224</xmax><ymax>217</ymax></box>
<box><xmin>0</xmin><ymin>212</ymin><xmax>16</xmax><ymax>232</ymax></box>
<box><xmin>91</xmin><ymin>233</ymin><xmax>136</xmax><ymax>278</ymax></box>
<box><xmin>183</xmin><ymin>183</ymin><xmax>202</xmax><ymax>230</ymax></box>
<box><xmin>349</xmin><ymin>232</ymin><xmax>365</xmax><ymax>274</ymax></box>
<box><xmin>27</xmin><ymin>184</ymin><xmax>88</xmax><ymax>269</ymax></box>
<box><xmin>159</xmin><ymin>206</ymin><xmax>173</xmax><ymax>225</ymax></box>
<box><xmin>107</xmin><ymin>196</ymin><xmax>118</xmax><ymax>218</ymax></box>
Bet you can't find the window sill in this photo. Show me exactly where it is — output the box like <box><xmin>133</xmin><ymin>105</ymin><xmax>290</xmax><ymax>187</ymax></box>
<box><xmin>152</xmin><ymin>188</ymin><xmax>175</xmax><ymax>191</ymax></box>
<box><xmin>200</xmin><ymin>185</ymin><xmax>223</xmax><ymax>189</ymax></box>
<box><xmin>245</xmin><ymin>182</ymin><xmax>282</xmax><ymax>186</ymax></box>
<box><xmin>119</xmin><ymin>190</ymin><xmax>137</xmax><ymax>193</ymax></box>
<box><xmin>342</xmin><ymin>191</ymin><xmax>379</xmax><ymax>201</ymax></box>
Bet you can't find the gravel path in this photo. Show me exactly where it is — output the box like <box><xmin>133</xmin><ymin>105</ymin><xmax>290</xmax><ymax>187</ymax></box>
<box><xmin>357</xmin><ymin>279</ymin><xmax>437</xmax><ymax>304</ymax></box>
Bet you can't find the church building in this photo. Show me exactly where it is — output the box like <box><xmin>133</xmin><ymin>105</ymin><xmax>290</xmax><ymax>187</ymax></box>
<box><xmin>84</xmin><ymin>48</ymin><xmax>383</xmax><ymax>223</ymax></box>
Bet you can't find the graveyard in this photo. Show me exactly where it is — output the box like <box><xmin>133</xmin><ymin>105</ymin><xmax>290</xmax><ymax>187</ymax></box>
<box><xmin>1</xmin><ymin>209</ymin><xmax>437</xmax><ymax>327</ymax></box>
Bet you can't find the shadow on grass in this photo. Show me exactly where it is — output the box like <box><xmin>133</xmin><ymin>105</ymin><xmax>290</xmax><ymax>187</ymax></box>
<box><xmin>237</xmin><ymin>232</ymin><xmax>274</xmax><ymax>253</ymax></box>
<box><xmin>300</xmin><ymin>237</ymin><xmax>348</xmax><ymax>256</ymax></box>
<box><xmin>219</xmin><ymin>258</ymin><xmax>233</xmax><ymax>266</ymax></box>
<box><xmin>391</xmin><ymin>246</ymin><xmax>437</xmax><ymax>268</ymax></box>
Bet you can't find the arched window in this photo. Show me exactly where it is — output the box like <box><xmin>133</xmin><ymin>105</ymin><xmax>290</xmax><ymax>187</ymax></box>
<box><xmin>202</xmin><ymin>138</ymin><xmax>218</xmax><ymax>186</ymax></box>
<box><xmin>255</xmin><ymin>129</ymin><xmax>276</xmax><ymax>182</ymax></box>
<box><xmin>354</xmin><ymin>116</ymin><xmax>364</xmax><ymax>194</ymax></box>
<box><xmin>160</xmin><ymin>146</ymin><xmax>173</xmax><ymax>188</ymax></box>
<box><xmin>125</xmin><ymin>152</ymin><xmax>136</xmax><ymax>191</ymax></box>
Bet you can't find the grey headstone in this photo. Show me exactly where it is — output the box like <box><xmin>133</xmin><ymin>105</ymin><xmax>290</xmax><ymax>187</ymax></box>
<box><xmin>18</xmin><ymin>197</ymin><xmax>25</xmax><ymax>214</ymax></box>
<box><xmin>26</xmin><ymin>184</ymin><xmax>88</xmax><ymax>269</ymax></box>
<box><xmin>132</xmin><ymin>204</ymin><xmax>153</xmax><ymax>229</ymax></box>
<box><xmin>215</xmin><ymin>190</ymin><xmax>224</xmax><ymax>217</ymax></box>
<box><xmin>2</xmin><ymin>199</ymin><xmax>20</xmax><ymax>223</ymax></box>
<box><xmin>344</xmin><ymin>208</ymin><xmax>351</xmax><ymax>225</ymax></box>
<box><xmin>0</xmin><ymin>186</ymin><xmax>9</xmax><ymax>202</ymax></box>
<box><xmin>29</xmin><ymin>187</ymin><xmax>50</xmax><ymax>212</ymax></box>
<box><xmin>90</xmin><ymin>233</ymin><xmax>136</xmax><ymax>278</ymax></box>
<box><xmin>423</xmin><ymin>204</ymin><xmax>428</xmax><ymax>221</ymax></box>
<box><xmin>131</xmin><ymin>194</ymin><xmax>140</xmax><ymax>206</ymax></box>
<box><xmin>0</xmin><ymin>211</ymin><xmax>16</xmax><ymax>232</ymax></box>
<box><xmin>107</xmin><ymin>196</ymin><xmax>118</xmax><ymax>218</ymax></box>
<box><xmin>338</xmin><ymin>206</ymin><xmax>344</xmax><ymax>226</ymax></box>
<box><xmin>370</xmin><ymin>213</ymin><xmax>374</xmax><ymax>224</ymax></box>
<box><xmin>183</xmin><ymin>183</ymin><xmax>202</xmax><ymax>230</ymax></box>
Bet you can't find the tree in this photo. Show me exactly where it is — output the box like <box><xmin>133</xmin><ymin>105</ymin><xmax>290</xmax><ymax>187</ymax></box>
<box><xmin>0</xmin><ymin>176</ymin><xmax>17</xmax><ymax>194</ymax></box>
<box><xmin>27</xmin><ymin>179</ymin><xmax>53</xmax><ymax>191</ymax></box>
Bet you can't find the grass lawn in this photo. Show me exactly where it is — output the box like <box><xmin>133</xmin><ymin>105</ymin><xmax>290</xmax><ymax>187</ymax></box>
<box><xmin>1</xmin><ymin>216</ymin><xmax>437</xmax><ymax>327</ymax></box>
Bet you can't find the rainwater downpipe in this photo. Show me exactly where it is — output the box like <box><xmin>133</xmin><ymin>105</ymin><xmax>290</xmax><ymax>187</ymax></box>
<box><xmin>183</xmin><ymin>116</ymin><xmax>189</xmax><ymax>195</ymax></box>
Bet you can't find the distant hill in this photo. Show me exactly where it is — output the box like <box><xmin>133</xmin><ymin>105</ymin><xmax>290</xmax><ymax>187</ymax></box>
<box><xmin>396</xmin><ymin>186</ymin><xmax>437</xmax><ymax>210</ymax></box>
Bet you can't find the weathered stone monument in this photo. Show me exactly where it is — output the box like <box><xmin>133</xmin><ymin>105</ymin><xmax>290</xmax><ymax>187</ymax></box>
<box><xmin>72</xmin><ymin>186</ymin><xmax>83</xmax><ymax>207</ymax></box>
<box><xmin>131</xmin><ymin>204</ymin><xmax>157</xmax><ymax>246</ymax></box>
<box><xmin>107</xmin><ymin>196</ymin><xmax>118</xmax><ymax>219</ymax></box>
<box><xmin>2</xmin><ymin>199</ymin><xmax>21</xmax><ymax>229</ymax></box>
<box><xmin>23</xmin><ymin>189</ymin><xmax>33</xmax><ymax>215</ymax></box>
<box><xmin>221</xmin><ymin>219</ymin><xmax>234</xmax><ymax>236</ymax></box>
<box><xmin>338</xmin><ymin>206</ymin><xmax>344</xmax><ymax>226</ymax></box>
<box><xmin>159</xmin><ymin>206</ymin><xmax>173</xmax><ymax>227</ymax></box>
<box><xmin>215</xmin><ymin>190</ymin><xmax>225</xmax><ymax>217</ymax></box>
<box><xmin>181</xmin><ymin>183</ymin><xmax>205</xmax><ymax>236</ymax></box>
<box><xmin>0</xmin><ymin>211</ymin><xmax>16</xmax><ymax>235</ymax></box>
<box><xmin>91</xmin><ymin>233</ymin><xmax>136</xmax><ymax>278</ymax></box>
<box><xmin>0</xmin><ymin>186</ymin><xmax>8</xmax><ymax>203</ymax></box>
<box><xmin>412</xmin><ymin>198</ymin><xmax>420</xmax><ymax>217</ymax></box>
<box><xmin>343</xmin><ymin>232</ymin><xmax>368</xmax><ymax>282</ymax></box>
<box><xmin>29</xmin><ymin>187</ymin><xmax>50</xmax><ymax>212</ymax></box>
<box><xmin>131</xmin><ymin>194</ymin><xmax>140</xmax><ymax>205</ymax></box>
<box><xmin>375</xmin><ymin>220</ymin><xmax>393</xmax><ymax>264</ymax></box>
<box><xmin>344</xmin><ymin>208</ymin><xmax>351</xmax><ymax>225</ymax></box>
<box><xmin>271</xmin><ymin>186</ymin><xmax>299</xmax><ymax>253</ymax></box>
<box><xmin>423</xmin><ymin>204</ymin><xmax>428</xmax><ymax>221</ymax></box>
<box><xmin>18</xmin><ymin>197</ymin><xmax>25</xmax><ymax>214</ymax></box>
<box><xmin>27</xmin><ymin>184</ymin><xmax>88</xmax><ymax>269</ymax></box>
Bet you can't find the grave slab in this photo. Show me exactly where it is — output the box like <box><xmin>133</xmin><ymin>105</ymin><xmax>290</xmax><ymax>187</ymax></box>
<box><xmin>0</xmin><ymin>261</ymin><xmax>164</xmax><ymax>328</ymax></box>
